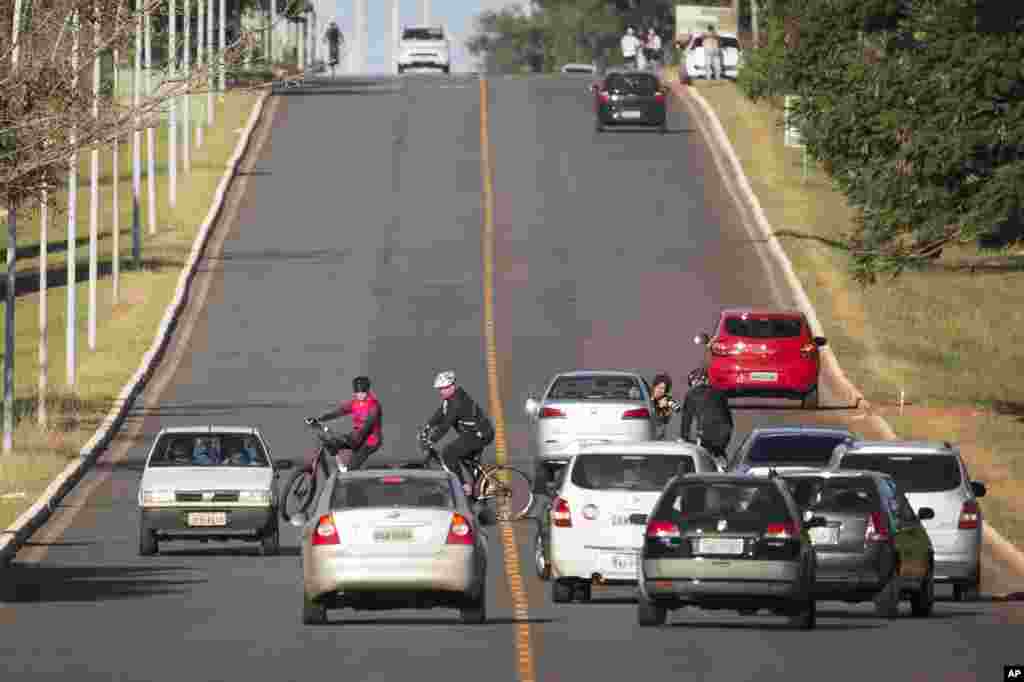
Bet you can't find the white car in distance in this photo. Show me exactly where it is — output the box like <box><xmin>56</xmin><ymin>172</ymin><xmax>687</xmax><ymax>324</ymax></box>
<box><xmin>544</xmin><ymin>440</ymin><xmax>722</xmax><ymax>603</ymax></box>
<box><xmin>137</xmin><ymin>426</ymin><xmax>293</xmax><ymax>556</ymax></box>
<box><xmin>397</xmin><ymin>25</ymin><xmax>451</xmax><ymax>74</ymax></box>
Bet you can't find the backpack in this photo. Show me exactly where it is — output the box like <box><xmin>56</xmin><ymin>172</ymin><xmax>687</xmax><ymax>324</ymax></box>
<box><xmin>473</xmin><ymin>402</ymin><xmax>495</xmax><ymax>446</ymax></box>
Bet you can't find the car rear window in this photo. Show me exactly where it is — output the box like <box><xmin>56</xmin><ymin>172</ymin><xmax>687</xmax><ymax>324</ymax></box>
<box><xmin>331</xmin><ymin>477</ymin><xmax>455</xmax><ymax>509</ymax></box>
<box><xmin>148</xmin><ymin>434</ymin><xmax>269</xmax><ymax>467</ymax></box>
<box><xmin>692</xmin><ymin>36</ymin><xmax>741</xmax><ymax>49</ymax></box>
<box><xmin>745</xmin><ymin>434</ymin><xmax>849</xmax><ymax>467</ymax></box>
<box><xmin>655</xmin><ymin>482</ymin><xmax>789</xmax><ymax>521</ymax></box>
<box><xmin>605</xmin><ymin>74</ymin><xmax>659</xmax><ymax>95</ymax></box>
<box><xmin>548</xmin><ymin>375</ymin><xmax>643</xmax><ymax>401</ymax></box>
<box><xmin>723</xmin><ymin>316</ymin><xmax>804</xmax><ymax>338</ymax></box>
<box><xmin>783</xmin><ymin>477</ymin><xmax>879</xmax><ymax>512</ymax></box>
<box><xmin>571</xmin><ymin>454</ymin><xmax>694</xmax><ymax>492</ymax></box>
<box><xmin>402</xmin><ymin>28</ymin><xmax>444</xmax><ymax>41</ymax></box>
<box><xmin>837</xmin><ymin>454</ymin><xmax>962</xmax><ymax>493</ymax></box>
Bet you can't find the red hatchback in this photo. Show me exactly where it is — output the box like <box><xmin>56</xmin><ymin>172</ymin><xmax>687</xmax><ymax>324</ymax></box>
<box><xmin>694</xmin><ymin>309</ymin><xmax>827</xmax><ymax>409</ymax></box>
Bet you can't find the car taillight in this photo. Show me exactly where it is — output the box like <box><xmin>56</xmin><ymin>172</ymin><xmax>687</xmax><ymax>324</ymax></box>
<box><xmin>598</xmin><ymin>90</ymin><xmax>610</xmax><ymax>102</ymax></box>
<box><xmin>865</xmin><ymin>511</ymin><xmax>890</xmax><ymax>543</ymax></box>
<box><xmin>764</xmin><ymin>521</ymin><xmax>798</xmax><ymax>539</ymax></box>
<box><xmin>312</xmin><ymin>514</ymin><xmax>340</xmax><ymax>546</ymax></box>
<box><xmin>622</xmin><ymin>407</ymin><xmax>650</xmax><ymax>419</ymax></box>
<box><xmin>654</xmin><ymin>91</ymin><xmax>665</xmax><ymax>102</ymax></box>
<box><xmin>799</xmin><ymin>342</ymin><xmax>817</xmax><ymax>358</ymax></box>
<box><xmin>539</xmin><ymin>406</ymin><xmax>566</xmax><ymax>419</ymax></box>
<box><xmin>446</xmin><ymin>513</ymin><xmax>474</xmax><ymax>545</ymax></box>
<box><xmin>551</xmin><ymin>497</ymin><xmax>572</xmax><ymax>528</ymax></box>
<box><xmin>958</xmin><ymin>500</ymin><xmax>980</xmax><ymax>529</ymax></box>
<box><xmin>710</xmin><ymin>341</ymin><xmax>733</xmax><ymax>356</ymax></box>
<box><xmin>645</xmin><ymin>520</ymin><xmax>681</xmax><ymax>539</ymax></box>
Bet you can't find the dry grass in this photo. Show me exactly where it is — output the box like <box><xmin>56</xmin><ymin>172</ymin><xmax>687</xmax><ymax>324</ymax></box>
<box><xmin>687</xmin><ymin>78</ymin><xmax>1024</xmax><ymax>547</ymax></box>
<box><xmin>0</xmin><ymin>91</ymin><xmax>262</xmax><ymax>530</ymax></box>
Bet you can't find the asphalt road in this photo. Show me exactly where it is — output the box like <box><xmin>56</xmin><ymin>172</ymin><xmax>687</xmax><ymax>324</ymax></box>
<box><xmin>2</xmin><ymin>74</ymin><xmax>1022</xmax><ymax>680</ymax></box>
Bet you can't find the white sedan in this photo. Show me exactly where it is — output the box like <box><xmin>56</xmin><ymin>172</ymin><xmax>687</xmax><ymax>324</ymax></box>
<box><xmin>137</xmin><ymin>425</ymin><xmax>294</xmax><ymax>556</ymax></box>
<box><xmin>683</xmin><ymin>32</ymin><xmax>743</xmax><ymax>80</ymax></box>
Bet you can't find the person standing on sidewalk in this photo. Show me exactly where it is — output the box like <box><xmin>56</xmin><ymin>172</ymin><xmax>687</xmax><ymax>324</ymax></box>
<box><xmin>645</xmin><ymin>28</ymin><xmax>663</xmax><ymax>73</ymax></box>
<box><xmin>620</xmin><ymin>27</ymin><xmax>641</xmax><ymax>69</ymax></box>
<box><xmin>704</xmin><ymin>25</ymin><xmax>722</xmax><ymax>81</ymax></box>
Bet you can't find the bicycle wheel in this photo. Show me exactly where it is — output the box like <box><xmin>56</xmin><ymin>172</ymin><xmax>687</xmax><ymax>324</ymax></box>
<box><xmin>476</xmin><ymin>466</ymin><xmax>534</xmax><ymax>522</ymax></box>
<box><xmin>280</xmin><ymin>468</ymin><xmax>317</xmax><ymax>523</ymax></box>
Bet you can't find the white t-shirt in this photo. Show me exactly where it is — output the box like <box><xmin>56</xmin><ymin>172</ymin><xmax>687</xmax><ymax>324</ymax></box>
<box><xmin>620</xmin><ymin>34</ymin><xmax>640</xmax><ymax>57</ymax></box>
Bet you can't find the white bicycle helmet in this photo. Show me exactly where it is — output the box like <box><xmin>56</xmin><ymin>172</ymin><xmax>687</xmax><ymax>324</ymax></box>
<box><xmin>433</xmin><ymin>370</ymin><xmax>456</xmax><ymax>389</ymax></box>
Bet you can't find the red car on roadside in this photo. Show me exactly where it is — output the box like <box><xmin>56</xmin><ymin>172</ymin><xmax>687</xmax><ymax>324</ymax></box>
<box><xmin>694</xmin><ymin>308</ymin><xmax>827</xmax><ymax>409</ymax></box>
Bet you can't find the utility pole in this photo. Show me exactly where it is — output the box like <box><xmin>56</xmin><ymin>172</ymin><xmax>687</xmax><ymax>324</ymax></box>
<box><xmin>184</xmin><ymin>0</ymin><xmax>191</xmax><ymax>172</ymax></box>
<box><xmin>88</xmin><ymin>0</ymin><xmax>100</xmax><ymax>351</ymax></box>
<box><xmin>207</xmin><ymin>0</ymin><xmax>214</xmax><ymax>125</ymax></box>
<box><xmin>38</xmin><ymin>190</ymin><xmax>49</xmax><ymax>428</ymax></box>
<box><xmin>6</xmin><ymin>0</ymin><xmax>27</xmax><ymax>452</ymax></box>
<box><xmin>169</xmin><ymin>0</ymin><xmax>178</xmax><ymax>210</ymax></box>
<box><xmin>196</xmin><ymin>0</ymin><xmax>205</xmax><ymax>147</ymax></box>
<box><xmin>67</xmin><ymin>10</ymin><xmax>80</xmax><ymax>390</ymax></box>
<box><xmin>391</xmin><ymin>0</ymin><xmax>400</xmax><ymax>73</ymax></box>
<box><xmin>218</xmin><ymin>0</ymin><xmax>226</xmax><ymax>92</ymax></box>
<box><xmin>132</xmin><ymin>0</ymin><xmax>142</xmax><ymax>267</ymax></box>
<box><xmin>421</xmin><ymin>0</ymin><xmax>431</xmax><ymax>25</ymax></box>
<box><xmin>112</xmin><ymin>48</ymin><xmax>120</xmax><ymax>302</ymax></box>
<box><xmin>145</xmin><ymin>9</ymin><xmax>157</xmax><ymax>236</ymax></box>
<box><xmin>752</xmin><ymin>0</ymin><xmax>759</xmax><ymax>48</ymax></box>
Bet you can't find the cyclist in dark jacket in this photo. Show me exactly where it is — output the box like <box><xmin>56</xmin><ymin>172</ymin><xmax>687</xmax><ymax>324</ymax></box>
<box><xmin>425</xmin><ymin>370</ymin><xmax>495</xmax><ymax>495</ymax></box>
<box><xmin>680</xmin><ymin>367</ymin><xmax>733</xmax><ymax>467</ymax></box>
<box><xmin>324</xmin><ymin>20</ymin><xmax>343</xmax><ymax>67</ymax></box>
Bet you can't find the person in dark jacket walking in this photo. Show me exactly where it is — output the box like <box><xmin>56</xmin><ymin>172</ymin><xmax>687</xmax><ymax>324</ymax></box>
<box><xmin>651</xmin><ymin>372</ymin><xmax>681</xmax><ymax>440</ymax></box>
<box><xmin>424</xmin><ymin>370</ymin><xmax>495</xmax><ymax>495</ymax></box>
<box><xmin>680</xmin><ymin>367</ymin><xmax>733</xmax><ymax>466</ymax></box>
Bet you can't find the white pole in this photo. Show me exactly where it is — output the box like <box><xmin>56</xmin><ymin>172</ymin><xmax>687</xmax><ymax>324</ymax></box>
<box><xmin>269</xmin><ymin>0</ymin><xmax>277</xmax><ymax>62</ymax></box>
<box><xmin>88</xmin><ymin>1</ymin><xmax>100</xmax><ymax>350</ymax></box>
<box><xmin>67</xmin><ymin>10</ymin><xmax>80</xmax><ymax>389</ymax></box>
<box><xmin>112</xmin><ymin>49</ymin><xmax>121</xmax><ymax>303</ymax></box>
<box><xmin>38</xmin><ymin>190</ymin><xmax>49</xmax><ymax>427</ymax></box>
<box><xmin>391</xmin><ymin>0</ymin><xmax>399</xmax><ymax>73</ymax></box>
<box><xmin>169</xmin><ymin>0</ymin><xmax>178</xmax><ymax>209</ymax></box>
<box><xmin>207</xmin><ymin>0</ymin><xmax>214</xmax><ymax>125</ymax></box>
<box><xmin>218</xmin><ymin>0</ymin><xmax>226</xmax><ymax>92</ymax></box>
<box><xmin>196</xmin><ymin>0</ymin><xmax>205</xmax><ymax>147</ymax></box>
<box><xmin>184</xmin><ymin>0</ymin><xmax>191</xmax><ymax>172</ymax></box>
<box><xmin>145</xmin><ymin>9</ymin><xmax>157</xmax><ymax>235</ymax></box>
<box><xmin>422</xmin><ymin>0</ymin><xmax>430</xmax><ymax>25</ymax></box>
<box><xmin>7</xmin><ymin>0</ymin><xmax>27</xmax><ymax>451</ymax></box>
<box><xmin>132</xmin><ymin>1</ymin><xmax>142</xmax><ymax>266</ymax></box>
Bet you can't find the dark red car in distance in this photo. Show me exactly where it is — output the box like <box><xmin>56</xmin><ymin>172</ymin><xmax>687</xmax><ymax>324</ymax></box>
<box><xmin>694</xmin><ymin>308</ymin><xmax>827</xmax><ymax>409</ymax></box>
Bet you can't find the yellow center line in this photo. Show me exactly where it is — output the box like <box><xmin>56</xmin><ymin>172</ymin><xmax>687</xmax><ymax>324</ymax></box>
<box><xmin>479</xmin><ymin>76</ymin><xmax>537</xmax><ymax>682</ymax></box>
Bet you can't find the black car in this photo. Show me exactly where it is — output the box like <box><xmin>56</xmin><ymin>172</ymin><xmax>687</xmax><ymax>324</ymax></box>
<box><xmin>592</xmin><ymin>70</ymin><xmax>668</xmax><ymax>133</ymax></box>
<box><xmin>780</xmin><ymin>470</ymin><xmax>936</xmax><ymax>618</ymax></box>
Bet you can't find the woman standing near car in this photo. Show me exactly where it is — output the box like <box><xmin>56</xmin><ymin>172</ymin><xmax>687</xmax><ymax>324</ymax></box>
<box><xmin>651</xmin><ymin>372</ymin><xmax>681</xmax><ymax>440</ymax></box>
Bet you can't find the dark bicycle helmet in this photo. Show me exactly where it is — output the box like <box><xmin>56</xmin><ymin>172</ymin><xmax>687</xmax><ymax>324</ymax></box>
<box><xmin>352</xmin><ymin>376</ymin><xmax>371</xmax><ymax>393</ymax></box>
<box><xmin>687</xmin><ymin>367</ymin><xmax>709</xmax><ymax>387</ymax></box>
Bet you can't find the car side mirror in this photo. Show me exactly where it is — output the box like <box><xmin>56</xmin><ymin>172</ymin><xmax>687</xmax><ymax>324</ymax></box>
<box><xmin>524</xmin><ymin>397</ymin><xmax>540</xmax><ymax>419</ymax></box>
<box><xmin>476</xmin><ymin>506</ymin><xmax>497</xmax><ymax>527</ymax></box>
<box><xmin>289</xmin><ymin>512</ymin><xmax>308</xmax><ymax>528</ymax></box>
<box><xmin>694</xmin><ymin>333</ymin><xmax>710</xmax><ymax>346</ymax></box>
<box><xmin>813</xmin><ymin>336</ymin><xmax>827</xmax><ymax>347</ymax></box>
<box><xmin>273</xmin><ymin>459</ymin><xmax>294</xmax><ymax>471</ymax></box>
<box><xmin>970</xmin><ymin>481</ymin><xmax>986</xmax><ymax>498</ymax></box>
<box><xmin>917</xmin><ymin>507</ymin><xmax>935</xmax><ymax>520</ymax></box>
<box><xmin>804</xmin><ymin>515</ymin><xmax>828</xmax><ymax>529</ymax></box>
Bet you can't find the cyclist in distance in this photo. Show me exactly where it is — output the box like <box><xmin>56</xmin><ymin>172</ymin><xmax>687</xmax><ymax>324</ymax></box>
<box><xmin>423</xmin><ymin>371</ymin><xmax>495</xmax><ymax>496</ymax></box>
<box><xmin>304</xmin><ymin>375</ymin><xmax>382</xmax><ymax>472</ymax></box>
<box><xmin>324</xmin><ymin>20</ymin><xmax>343</xmax><ymax>75</ymax></box>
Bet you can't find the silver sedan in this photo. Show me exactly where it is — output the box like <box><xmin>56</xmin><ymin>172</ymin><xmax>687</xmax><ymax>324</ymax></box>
<box><xmin>293</xmin><ymin>467</ymin><xmax>495</xmax><ymax>625</ymax></box>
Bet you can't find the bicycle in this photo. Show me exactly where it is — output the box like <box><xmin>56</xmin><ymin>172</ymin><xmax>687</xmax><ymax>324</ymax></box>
<box><xmin>279</xmin><ymin>418</ymin><xmax>350</xmax><ymax>523</ymax></box>
<box><xmin>417</xmin><ymin>426</ymin><xmax>534</xmax><ymax>522</ymax></box>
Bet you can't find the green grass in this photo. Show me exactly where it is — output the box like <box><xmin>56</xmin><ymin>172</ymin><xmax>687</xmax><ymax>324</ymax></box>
<box><xmin>0</xmin><ymin>91</ymin><xmax>262</xmax><ymax>531</ymax></box>
<box><xmin>681</xmin><ymin>75</ymin><xmax>1024</xmax><ymax>548</ymax></box>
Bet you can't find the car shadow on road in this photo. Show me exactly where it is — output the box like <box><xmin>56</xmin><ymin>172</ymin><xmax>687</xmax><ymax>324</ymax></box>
<box><xmin>158</xmin><ymin>545</ymin><xmax>300</xmax><ymax>558</ymax></box>
<box><xmin>0</xmin><ymin>563</ymin><xmax>205</xmax><ymax>603</ymax></box>
<box><xmin>667</xmin><ymin>621</ymin><xmax>880</xmax><ymax>631</ymax></box>
<box><xmin>598</xmin><ymin>128</ymin><xmax>695</xmax><ymax>135</ymax></box>
<box><xmin>320</xmin><ymin>616</ymin><xmax>560</xmax><ymax>627</ymax></box>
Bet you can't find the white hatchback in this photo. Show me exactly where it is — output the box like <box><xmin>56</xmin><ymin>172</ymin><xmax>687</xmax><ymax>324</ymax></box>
<box><xmin>543</xmin><ymin>440</ymin><xmax>722</xmax><ymax>603</ymax></box>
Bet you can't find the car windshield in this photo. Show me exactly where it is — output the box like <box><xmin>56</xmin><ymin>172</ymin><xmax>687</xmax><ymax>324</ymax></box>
<box><xmin>746</xmin><ymin>434</ymin><xmax>849</xmax><ymax>467</ymax></box>
<box><xmin>783</xmin><ymin>477</ymin><xmax>879</xmax><ymax>512</ymax></box>
<box><xmin>331</xmin><ymin>476</ymin><xmax>455</xmax><ymax>509</ymax></box>
<box><xmin>571</xmin><ymin>454</ymin><xmax>694</xmax><ymax>491</ymax></box>
<box><xmin>656</xmin><ymin>482</ymin><xmax>790</xmax><ymax>521</ymax></box>
<box><xmin>724</xmin><ymin>316</ymin><xmax>803</xmax><ymax>338</ymax></box>
<box><xmin>548</xmin><ymin>375</ymin><xmax>643</xmax><ymax>401</ymax></box>
<box><xmin>403</xmin><ymin>28</ymin><xmax>443</xmax><ymax>41</ymax></box>
<box><xmin>605</xmin><ymin>74</ymin><xmax>659</xmax><ymax>95</ymax></box>
<box><xmin>837</xmin><ymin>454</ymin><xmax>962</xmax><ymax>493</ymax></box>
<box><xmin>148</xmin><ymin>434</ymin><xmax>269</xmax><ymax>467</ymax></box>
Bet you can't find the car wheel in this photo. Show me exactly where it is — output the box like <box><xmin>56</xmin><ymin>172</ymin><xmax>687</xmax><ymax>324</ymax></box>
<box><xmin>873</xmin><ymin>577</ymin><xmax>901</xmax><ymax>618</ymax></box>
<box><xmin>637</xmin><ymin>599</ymin><xmax>667</xmax><ymax>627</ymax></box>
<box><xmin>261</xmin><ymin>521</ymin><xmax>281</xmax><ymax>557</ymax></box>
<box><xmin>787</xmin><ymin>598</ymin><xmax>816</xmax><ymax>630</ymax></box>
<box><xmin>442</xmin><ymin>66</ymin><xmax>450</xmax><ymax>75</ymax></box>
<box><xmin>911</xmin><ymin>569</ymin><xmax>935</xmax><ymax>617</ymax></box>
<box><xmin>138</xmin><ymin>520</ymin><xmax>158</xmax><ymax>557</ymax></box>
<box><xmin>574</xmin><ymin>583</ymin><xmax>592</xmax><ymax>603</ymax></box>
<box><xmin>801</xmin><ymin>386</ymin><xmax>819</xmax><ymax>410</ymax></box>
<box><xmin>953</xmin><ymin>580</ymin><xmax>980</xmax><ymax>602</ymax></box>
<box><xmin>302</xmin><ymin>595</ymin><xmax>327</xmax><ymax>625</ymax></box>
<box><xmin>460</xmin><ymin>579</ymin><xmax>487</xmax><ymax>624</ymax></box>
<box><xmin>552</xmin><ymin>579</ymin><xmax>573</xmax><ymax>604</ymax></box>
<box><xmin>534</xmin><ymin>534</ymin><xmax>551</xmax><ymax>580</ymax></box>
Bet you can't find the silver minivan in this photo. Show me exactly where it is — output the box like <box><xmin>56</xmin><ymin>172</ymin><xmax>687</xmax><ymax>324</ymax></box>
<box><xmin>829</xmin><ymin>440</ymin><xmax>986</xmax><ymax>601</ymax></box>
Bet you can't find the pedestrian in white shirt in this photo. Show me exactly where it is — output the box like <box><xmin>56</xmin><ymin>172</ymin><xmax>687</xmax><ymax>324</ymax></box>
<box><xmin>620</xmin><ymin>27</ymin><xmax>640</xmax><ymax>69</ymax></box>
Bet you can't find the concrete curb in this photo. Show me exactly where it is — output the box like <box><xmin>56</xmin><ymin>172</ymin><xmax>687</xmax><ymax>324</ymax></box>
<box><xmin>0</xmin><ymin>90</ymin><xmax>271</xmax><ymax>567</ymax></box>
<box><xmin>674</xmin><ymin>82</ymin><xmax>1024</xmax><ymax>578</ymax></box>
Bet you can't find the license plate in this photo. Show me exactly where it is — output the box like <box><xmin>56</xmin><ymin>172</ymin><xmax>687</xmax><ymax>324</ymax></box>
<box><xmin>809</xmin><ymin>526</ymin><xmax>839</xmax><ymax>545</ymax></box>
<box><xmin>749</xmin><ymin>371</ymin><xmax>778</xmax><ymax>382</ymax></box>
<box><xmin>611</xmin><ymin>514</ymin><xmax>631</xmax><ymax>526</ymax></box>
<box><xmin>605</xmin><ymin>553</ymin><xmax>637</xmax><ymax>572</ymax></box>
<box><xmin>620</xmin><ymin>111</ymin><xmax>643</xmax><ymax>119</ymax></box>
<box><xmin>187</xmin><ymin>512</ymin><xmax>227</xmax><ymax>527</ymax></box>
<box><xmin>696</xmin><ymin>537</ymin><xmax>745</xmax><ymax>555</ymax></box>
<box><xmin>373</xmin><ymin>527</ymin><xmax>414</xmax><ymax>542</ymax></box>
